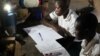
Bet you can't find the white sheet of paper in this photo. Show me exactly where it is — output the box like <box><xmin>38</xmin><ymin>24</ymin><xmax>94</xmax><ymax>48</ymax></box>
<box><xmin>35</xmin><ymin>41</ymin><xmax>62</xmax><ymax>52</ymax></box>
<box><xmin>35</xmin><ymin>41</ymin><xmax>70</xmax><ymax>56</ymax></box>
<box><xmin>42</xmin><ymin>47</ymin><xmax>70</xmax><ymax>56</ymax></box>
<box><xmin>24</xmin><ymin>25</ymin><xmax>52</xmax><ymax>33</ymax></box>
<box><xmin>25</xmin><ymin>25</ymin><xmax>63</xmax><ymax>44</ymax></box>
<box><xmin>24</xmin><ymin>25</ymin><xmax>70</xmax><ymax>56</ymax></box>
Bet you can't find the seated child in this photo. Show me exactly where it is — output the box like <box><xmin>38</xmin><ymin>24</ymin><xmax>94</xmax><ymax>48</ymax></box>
<box><xmin>75</xmin><ymin>13</ymin><xmax>100</xmax><ymax>56</ymax></box>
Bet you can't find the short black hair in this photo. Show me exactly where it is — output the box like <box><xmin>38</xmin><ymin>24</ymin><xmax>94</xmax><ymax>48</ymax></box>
<box><xmin>55</xmin><ymin>0</ymin><xmax>70</xmax><ymax>10</ymax></box>
<box><xmin>75</xmin><ymin>13</ymin><xmax>98</xmax><ymax>40</ymax></box>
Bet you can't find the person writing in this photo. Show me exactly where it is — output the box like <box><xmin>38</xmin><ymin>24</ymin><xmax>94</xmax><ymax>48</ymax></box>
<box><xmin>42</xmin><ymin>0</ymin><xmax>81</xmax><ymax>56</ymax></box>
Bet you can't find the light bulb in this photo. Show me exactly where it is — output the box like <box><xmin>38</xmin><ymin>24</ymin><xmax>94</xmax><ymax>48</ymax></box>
<box><xmin>4</xmin><ymin>4</ymin><xmax>12</xmax><ymax>12</ymax></box>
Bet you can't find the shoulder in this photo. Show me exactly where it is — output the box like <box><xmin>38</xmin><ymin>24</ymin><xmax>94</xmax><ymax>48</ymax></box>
<box><xmin>94</xmin><ymin>33</ymin><xmax>100</xmax><ymax>41</ymax></box>
<box><xmin>92</xmin><ymin>33</ymin><xmax>100</xmax><ymax>55</ymax></box>
<box><xmin>49</xmin><ymin>11</ymin><xmax>58</xmax><ymax>20</ymax></box>
<box><xmin>69</xmin><ymin>9</ymin><xmax>78</xmax><ymax>18</ymax></box>
<box><xmin>65</xmin><ymin>9</ymin><xmax>78</xmax><ymax>21</ymax></box>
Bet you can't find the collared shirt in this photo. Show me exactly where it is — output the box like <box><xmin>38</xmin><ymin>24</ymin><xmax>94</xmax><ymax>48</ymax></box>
<box><xmin>49</xmin><ymin>9</ymin><xmax>78</xmax><ymax>37</ymax></box>
<box><xmin>80</xmin><ymin>33</ymin><xmax>100</xmax><ymax>56</ymax></box>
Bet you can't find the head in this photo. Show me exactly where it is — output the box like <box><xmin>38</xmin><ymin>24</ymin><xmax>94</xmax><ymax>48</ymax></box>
<box><xmin>42</xmin><ymin>0</ymin><xmax>49</xmax><ymax>16</ymax></box>
<box><xmin>75</xmin><ymin>13</ymin><xmax>98</xmax><ymax>41</ymax></box>
<box><xmin>54</xmin><ymin>0</ymin><xmax>70</xmax><ymax>16</ymax></box>
<box><xmin>43</xmin><ymin>0</ymin><xmax>48</xmax><ymax>8</ymax></box>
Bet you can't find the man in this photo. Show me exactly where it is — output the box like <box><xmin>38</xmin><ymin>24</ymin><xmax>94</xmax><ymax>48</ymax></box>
<box><xmin>75</xmin><ymin>13</ymin><xmax>100</xmax><ymax>56</ymax></box>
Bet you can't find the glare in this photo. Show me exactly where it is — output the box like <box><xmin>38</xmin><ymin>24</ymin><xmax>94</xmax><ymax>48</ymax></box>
<box><xmin>4</xmin><ymin>4</ymin><xmax>12</xmax><ymax>12</ymax></box>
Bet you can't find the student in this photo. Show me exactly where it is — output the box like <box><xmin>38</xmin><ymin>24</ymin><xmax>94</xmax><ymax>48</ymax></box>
<box><xmin>42</xmin><ymin>0</ymin><xmax>81</xmax><ymax>56</ymax></box>
<box><xmin>75</xmin><ymin>13</ymin><xmax>100</xmax><ymax>56</ymax></box>
<box><xmin>76</xmin><ymin>0</ymin><xmax>100</xmax><ymax>34</ymax></box>
<box><xmin>42</xmin><ymin>0</ymin><xmax>49</xmax><ymax>17</ymax></box>
<box><xmin>43</xmin><ymin>0</ymin><xmax>78</xmax><ymax>37</ymax></box>
<box><xmin>16</xmin><ymin>0</ymin><xmax>43</xmax><ymax>38</ymax></box>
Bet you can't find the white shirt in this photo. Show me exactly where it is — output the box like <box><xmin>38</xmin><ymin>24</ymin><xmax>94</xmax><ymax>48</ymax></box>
<box><xmin>49</xmin><ymin>9</ymin><xmax>78</xmax><ymax>37</ymax></box>
<box><xmin>80</xmin><ymin>33</ymin><xmax>100</xmax><ymax>56</ymax></box>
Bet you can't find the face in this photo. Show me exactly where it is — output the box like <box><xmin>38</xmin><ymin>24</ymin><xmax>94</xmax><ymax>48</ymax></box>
<box><xmin>75</xmin><ymin>22</ymin><xmax>86</xmax><ymax>40</ymax></box>
<box><xmin>43</xmin><ymin>2</ymin><xmax>48</xmax><ymax>9</ymax></box>
<box><xmin>75</xmin><ymin>26</ymin><xmax>95</xmax><ymax>41</ymax></box>
<box><xmin>54</xmin><ymin>2</ymin><xmax>62</xmax><ymax>16</ymax></box>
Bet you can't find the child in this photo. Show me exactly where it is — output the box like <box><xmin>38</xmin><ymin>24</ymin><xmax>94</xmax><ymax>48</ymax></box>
<box><xmin>42</xmin><ymin>0</ymin><xmax>49</xmax><ymax>17</ymax></box>
<box><xmin>75</xmin><ymin>13</ymin><xmax>100</xmax><ymax>56</ymax></box>
<box><xmin>43</xmin><ymin>0</ymin><xmax>78</xmax><ymax>37</ymax></box>
<box><xmin>42</xmin><ymin>0</ymin><xmax>81</xmax><ymax>56</ymax></box>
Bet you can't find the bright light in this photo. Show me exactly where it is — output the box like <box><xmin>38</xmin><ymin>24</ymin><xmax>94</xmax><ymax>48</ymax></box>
<box><xmin>4</xmin><ymin>4</ymin><xmax>12</xmax><ymax>12</ymax></box>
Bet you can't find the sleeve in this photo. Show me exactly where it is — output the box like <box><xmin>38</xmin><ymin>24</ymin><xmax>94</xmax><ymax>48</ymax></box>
<box><xmin>92</xmin><ymin>33</ymin><xmax>100</xmax><ymax>56</ymax></box>
<box><xmin>92</xmin><ymin>43</ymin><xmax>100</xmax><ymax>56</ymax></box>
<box><xmin>68</xmin><ymin>10</ymin><xmax>78</xmax><ymax>37</ymax></box>
<box><xmin>49</xmin><ymin>11</ymin><xmax>58</xmax><ymax>21</ymax></box>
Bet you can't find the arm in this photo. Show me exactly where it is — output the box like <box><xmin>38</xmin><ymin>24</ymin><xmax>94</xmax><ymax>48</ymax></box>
<box><xmin>41</xmin><ymin>12</ymin><xmax>59</xmax><ymax>31</ymax></box>
<box><xmin>56</xmin><ymin>26</ymin><xmax>75</xmax><ymax>49</ymax></box>
<box><xmin>41</xmin><ymin>15</ymin><xmax>72</xmax><ymax>38</ymax></box>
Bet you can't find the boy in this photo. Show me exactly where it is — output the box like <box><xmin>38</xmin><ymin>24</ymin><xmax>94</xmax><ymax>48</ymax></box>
<box><xmin>43</xmin><ymin>0</ymin><xmax>78</xmax><ymax>37</ymax></box>
<box><xmin>42</xmin><ymin>0</ymin><xmax>81</xmax><ymax>56</ymax></box>
<box><xmin>75</xmin><ymin>13</ymin><xmax>100</xmax><ymax>56</ymax></box>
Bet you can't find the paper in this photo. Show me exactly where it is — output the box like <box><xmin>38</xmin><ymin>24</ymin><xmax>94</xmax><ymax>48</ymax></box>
<box><xmin>35</xmin><ymin>41</ymin><xmax>70</xmax><ymax>56</ymax></box>
<box><xmin>25</xmin><ymin>25</ymin><xmax>63</xmax><ymax>44</ymax></box>
<box><xmin>24</xmin><ymin>25</ymin><xmax>52</xmax><ymax>33</ymax></box>
<box><xmin>35</xmin><ymin>41</ymin><xmax>62</xmax><ymax>53</ymax></box>
<box><xmin>24</xmin><ymin>25</ymin><xmax>70</xmax><ymax>56</ymax></box>
<box><xmin>43</xmin><ymin>47</ymin><xmax>70</xmax><ymax>56</ymax></box>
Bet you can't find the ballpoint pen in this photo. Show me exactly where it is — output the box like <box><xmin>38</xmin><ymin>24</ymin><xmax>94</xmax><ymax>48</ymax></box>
<box><xmin>39</xmin><ymin>33</ymin><xmax>43</xmax><ymax>41</ymax></box>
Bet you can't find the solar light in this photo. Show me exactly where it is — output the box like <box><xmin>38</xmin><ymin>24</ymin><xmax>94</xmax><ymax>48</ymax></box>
<box><xmin>4</xmin><ymin>4</ymin><xmax>12</xmax><ymax>13</ymax></box>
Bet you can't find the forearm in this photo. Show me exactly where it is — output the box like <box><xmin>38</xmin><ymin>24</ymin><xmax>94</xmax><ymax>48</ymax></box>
<box><xmin>57</xmin><ymin>26</ymin><xmax>72</xmax><ymax>37</ymax></box>
<box><xmin>41</xmin><ymin>13</ymin><xmax>59</xmax><ymax>30</ymax></box>
<box><xmin>41</xmin><ymin>18</ymin><xmax>58</xmax><ymax>31</ymax></box>
<box><xmin>41</xmin><ymin>18</ymin><xmax>72</xmax><ymax>37</ymax></box>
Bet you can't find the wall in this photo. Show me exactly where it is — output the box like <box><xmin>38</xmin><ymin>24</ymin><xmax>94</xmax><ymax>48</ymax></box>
<box><xmin>48</xmin><ymin>0</ymin><xmax>89</xmax><ymax>12</ymax></box>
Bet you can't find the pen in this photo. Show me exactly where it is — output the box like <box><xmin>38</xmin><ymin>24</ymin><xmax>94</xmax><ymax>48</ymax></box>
<box><xmin>39</xmin><ymin>33</ymin><xmax>43</xmax><ymax>41</ymax></box>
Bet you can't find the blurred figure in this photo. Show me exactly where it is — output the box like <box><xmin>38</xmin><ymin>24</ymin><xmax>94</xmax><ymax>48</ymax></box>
<box><xmin>75</xmin><ymin>0</ymin><xmax>100</xmax><ymax>33</ymax></box>
<box><xmin>75</xmin><ymin>13</ymin><xmax>100</xmax><ymax>56</ymax></box>
<box><xmin>42</xmin><ymin>0</ymin><xmax>82</xmax><ymax>56</ymax></box>
<box><xmin>0</xmin><ymin>0</ymin><xmax>18</xmax><ymax>55</ymax></box>
<box><xmin>92</xmin><ymin>0</ymin><xmax>100</xmax><ymax>33</ymax></box>
<box><xmin>42</xmin><ymin>0</ymin><xmax>49</xmax><ymax>17</ymax></box>
<box><xmin>16</xmin><ymin>0</ymin><xmax>42</xmax><ymax>38</ymax></box>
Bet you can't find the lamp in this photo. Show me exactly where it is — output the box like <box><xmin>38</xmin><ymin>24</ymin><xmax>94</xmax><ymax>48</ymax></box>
<box><xmin>4</xmin><ymin>4</ymin><xmax>12</xmax><ymax>13</ymax></box>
